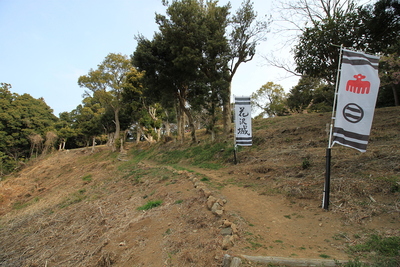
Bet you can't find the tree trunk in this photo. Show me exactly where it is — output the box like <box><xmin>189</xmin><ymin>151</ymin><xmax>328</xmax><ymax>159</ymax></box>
<box><xmin>107</xmin><ymin>133</ymin><xmax>114</xmax><ymax>147</ymax></box>
<box><xmin>176</xmin><ymin>101</ymin><xmax>185</xmax><ymax>143</ymax></box>
<box><xmin>392</xmin><ymin>85</ymin><xmax>399</xmax><ymax>106</ymax></box>
<box><xmin>164</xmin><ymin>121</ymin><xmax>171</xmax><ymax>137</ymax></box>
<box><xmin>157</xmin><ymin>127</ymin><xmax>161</xmax><ymax>141</ymax></box>
<box><xmin>91</xmin><ymin>137</ymin><xmax>96</xmax><ymax>153</ymax></box>
<box><xmin>210</xmin><ymin>112</ymin><xmax>216</xmax><ymax>142</ymax></box>
<box><xmin>112</xmin><ymin>107</ymin><xmax>121</xmax><ymax>152</ymax></box>
<box><xmin>136</xmin><ymin>123</ymin><xmax>141</xmax><ymax>144</ymax></box>
<box><xmin>223</xmin><ymin>83</ymin><xmax>232</xmax><ymax>137</ymax></box>
<box><xmin>120</xmin><ymin>137</ymin><xmax>124</xmax><ymax>152</ymax></box>
<box><xmin>178</xmin><ymin>95</ymin><xmax>197</xmax><ymax>143</ymax></box>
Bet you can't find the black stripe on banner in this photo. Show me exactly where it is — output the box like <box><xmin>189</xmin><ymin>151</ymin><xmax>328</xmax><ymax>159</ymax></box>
<box><xmin>236</xmin><ymin>137</ymin><xmax>252</xmax><ymax>145</ymax></box>
<box><xmin>333</xmin><ymin>127</ymin><xmax>369</xmax><ymax>141</ymax></box>
<box><xmin>342</xmin><ymin>59</ymin><xmax>379</xmax><ymax>70</ymax></box>
<box><xmin>344</xmin><ymin>112</ymin><xmax>361</xmax><ymax>121</ymax></box>
<box><xmin>342</xmin><ymin>50</ymin><xmax>379</xmax><ymax>70</ymax></box>
<box><xmin>346</xmin><ymin>106</ymin><xmax>362</xmax><ymax>113</ymax></box>
<box><xmin>235</xmin><ymin>97</ymin><xmax>250</xmax><ymax>104</ymax></box>
<box><xmin>343</xmin><ymin>50</ymin><xmax>380</xmax><ymax>64</ymax></box>
<box><xmin>333</xmin><ymin>136</ymin><xmax>367</xmax><ymax>151</ymax></box>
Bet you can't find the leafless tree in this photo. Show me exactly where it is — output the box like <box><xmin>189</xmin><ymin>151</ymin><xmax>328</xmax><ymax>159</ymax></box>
<box><xmin>43</xmin><ymin>131</ymin><xmax>58</xmax><ymax>155</ymax></box>
<box><xmin>264</xmin><ymin>0</ymin><xmax>360</xmax><ymax>77</ymax></box>
<box><xmin>28</xmin><ymin>134</ymin><xmax>43</xmax><ymax>158</ymax></box>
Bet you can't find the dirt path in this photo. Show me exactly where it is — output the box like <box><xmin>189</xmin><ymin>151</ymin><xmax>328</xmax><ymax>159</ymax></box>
<box><xmin>171</xmin><ymin>163</ymin><xmax>393</xmax><ymax>262</ymax></box>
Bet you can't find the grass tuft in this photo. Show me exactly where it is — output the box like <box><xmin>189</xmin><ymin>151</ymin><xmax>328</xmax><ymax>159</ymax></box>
<box><xmin>137</xmin><ymin>200</ymin><xmax>163</xmax><ymax>211</ymax></box>
<box><xmin>348</xmin><ymin>234</ymin><xmax>400</xmax><ymax>266</ymax></box>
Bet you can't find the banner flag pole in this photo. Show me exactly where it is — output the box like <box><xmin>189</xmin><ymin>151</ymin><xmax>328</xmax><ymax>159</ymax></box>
<box><xmin>323</xmin><ymin>46</ymin><xmax>381</xmax><ymax>210</ymax></box>
<box><xmin>323</xmin><ymin>44</ymin><xmax>343</xmax><ymax>210</ymax></box>
<box><xmin>233</xmin><ymin>95</ymin><xmax>238</xmax><ymax>164</ymax></box>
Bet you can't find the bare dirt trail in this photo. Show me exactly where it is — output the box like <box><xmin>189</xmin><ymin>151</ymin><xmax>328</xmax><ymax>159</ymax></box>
<box><xmin>172</xmin><ymin>162</ymin><xmax>397</xmax><ymax>262</ymax></box>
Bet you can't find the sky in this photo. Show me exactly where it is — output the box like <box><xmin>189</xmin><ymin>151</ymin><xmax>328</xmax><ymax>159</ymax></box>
<box><xmin>0</xmin><ymin>0</ymin><xmax>299</xmax><ymax>116</ymax></box>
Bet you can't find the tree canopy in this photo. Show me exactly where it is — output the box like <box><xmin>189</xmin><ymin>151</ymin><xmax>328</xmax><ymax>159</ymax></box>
<box><xmin>133</xmin><ymin>0</ymin><xmax>269</xmax><ymax>140</ymax></box>
<box><xmin>291</xmin><ymin>0</ymin><xmax>400</xmax><ymax>110</ymax></box>
<box><xmin>251</xmin><ymin>82</ymin><xmax>288</xmax><ymax>117</ymax></box>
<box><xmin>78</xmin><ymin>53</ymin><xmax>139</xmax><ymax>150</ymax></box>
<box><xmin>0</xmin><ymin>83</ymin><xmax>58</xmax><ymax>174</ymax></box>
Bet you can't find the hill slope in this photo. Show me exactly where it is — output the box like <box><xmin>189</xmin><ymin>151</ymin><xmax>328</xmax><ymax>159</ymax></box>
<box><xmin>0</xmin><ymin>107</ymin><xmax>399</xmax><ymax>266</ymax></box>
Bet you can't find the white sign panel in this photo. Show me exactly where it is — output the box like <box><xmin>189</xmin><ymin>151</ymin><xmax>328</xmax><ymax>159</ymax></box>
<box><xmin>235</xmin><ymin>96</ymin><xmax>252</xmax><ymax>146</ymax></box>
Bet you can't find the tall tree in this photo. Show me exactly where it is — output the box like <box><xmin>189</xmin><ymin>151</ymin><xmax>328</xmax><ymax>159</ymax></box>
<box><xmin>223</xmin><ymin>0</ymin><xmax>269</xmax><ymax>135</ymax></box>
<box><xmin>378</xmin><ymin>52</ymin><xmax>400</xmax><ymax>106</ymax></box>
<box><xmin>155</xmin><ymin>0</ymin><xmax>229</xmax><ymax>142</ymax></box>
<box><xmin>286</xmin><ymin>76</ymin><xmax>323</xmax><ymax>113</ymax></box>
<box><xmin>294</xmin><ymin>9</ymin><xmax>366</xmax><ymax>84</ymax></box>
<box><xmin>122</xmin><ymin>67</ymin><xmax>164</xmax><ymax>143</ymax></box>
<box><xmin>73</xmin><ymin>97</ymin><xmax>105</xmax><ymax>149</ymax></box>
<box><xmin>133</xmin><ymin>0</ymin><xmax>269</xmax><ymax>140</ymax></box>
<box><xmin>78</xmin><ymin>53</ymin><xmax>132</xmax><ymax>151</ymax></box>
<box><xmin>362</xmin><ymin>0</ymin><xmax>400</xmax><ymax>54</ymax></box>
<box><xmin>55</xmin><ymin>111</ymin><xmax>78</xmax><ymax>150</ymax></box>
<box><xmin>292</xmin><ymin>0</ymin><xmax>400</xmax><ymax>107</ymax></box>
<box><xmin>251</xmin><ymin>82</ymin><xmax>288</xmax><ymax>117</ymax></box>
<box><xmin>134</xmin><ymin>0</ymin><xmax>231</xmax><ymax>143</ymax></box>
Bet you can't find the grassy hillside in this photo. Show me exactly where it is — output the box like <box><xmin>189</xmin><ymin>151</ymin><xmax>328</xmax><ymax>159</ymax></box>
<box><xmin>0</xmin><ymin>106</ymin><xmax>399</xmax><ymax>266</ymax></box>
<box><xmin>136</xmin><ymin>106</ymin><xmax>400</xmax><ymax>221</ymax></box>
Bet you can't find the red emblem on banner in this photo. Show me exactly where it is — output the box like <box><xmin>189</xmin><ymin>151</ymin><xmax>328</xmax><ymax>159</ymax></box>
<box><xmin>346</xmin><ymin>74</ymin><xmax>371</xmax><ymax>94</ymax></box>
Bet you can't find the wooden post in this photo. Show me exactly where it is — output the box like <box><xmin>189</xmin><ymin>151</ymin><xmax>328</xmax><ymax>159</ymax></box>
<box><xmin>233</xmin><ymin>145</ymin><xmax>238</xmax><ymax>165</ymax></box>
<box><xmin>323</xmin><ymin>147</ymin><xmax>331</xmax><ymax>210</ymax></box>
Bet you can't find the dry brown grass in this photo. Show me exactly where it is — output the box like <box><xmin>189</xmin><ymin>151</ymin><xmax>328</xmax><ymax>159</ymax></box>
<box><xmin>0</xmin><ymin>106</ymin><xmax>399</xmax><ymax>266</ymax></box>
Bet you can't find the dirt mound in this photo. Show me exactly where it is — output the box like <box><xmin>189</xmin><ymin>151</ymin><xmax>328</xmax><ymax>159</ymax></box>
<box><xmin>0</xmin><ymin>148</ymin><xmax>225</xmax><ymax>266</ymax></box>
<box><xmin>0</xmin><ymin>107</ymin><xmax>399</xmax><ymax>266</ymax></box>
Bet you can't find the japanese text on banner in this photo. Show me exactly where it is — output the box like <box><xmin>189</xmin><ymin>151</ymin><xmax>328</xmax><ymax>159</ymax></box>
<box><xmin>235</xmin><ymin>96</ymin><xmax>252</xmax><ymax>146</ymax></box>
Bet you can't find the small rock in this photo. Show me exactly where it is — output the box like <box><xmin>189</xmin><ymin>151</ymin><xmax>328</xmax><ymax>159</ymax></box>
<box><xmin>203</xmin><ymin>189</ymin><xmax>212</xmax><ymax>198</ymax></box>
<box><xmin>212</xmin><ymin>202</ymin><xmax>221</xmax><ymax>212</ymax></box>
<box><xmin>207</xmin><ymin>196</ymin><xmax>218</xmax><ymax>210</ymax></box>
<box><xmin>211</xmin><ymin>202</ymin><xmax>224</xmax><ymax>216</ymax></box>
<box><xmin>231</xmin><ymin>223</ymin><xmax>239</xmax><ymax>234</ymax></box>
<box><xmin>220</xmin><ymin>227</ymin><xmax>233</xmax><ymax>236</ymax></box>
<box><xmin>223</xmin><ymin>219</ymin><xmax>233</xmax><ymax>227</ymax></box>
<box><xmin>217</xmin><ymin>199</ymin><xmax>225</xmax><ymax>206</ymax></box>
<box><xmin>214</xmin><ymin>209</ymin><xmax>224</xmax><ymax>216</ymax></box>
<box><xmin>222</xmin><ymin>254</ymin><xmax>232</xmax><ymax>267</ymax></box>
<box><xmin>230</xmin><ymin>257</ymin><xmax>242</xmax><ymax>267</ymax></box>
<box><xmin>222</xmin><ymin>235</ymin><xmax>235</xmax><ymax>250</ymax></box>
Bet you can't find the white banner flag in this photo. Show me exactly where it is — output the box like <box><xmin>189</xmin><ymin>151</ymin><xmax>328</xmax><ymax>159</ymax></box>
<box><xmin>235</xmin><ymin>96</ymin><xmax>252</xmax><ymax>146</ymax></box>
<box><xmin>332</xmin><ymin>49</ymin><xmax>380</xmax><ymax>152</ymax></box>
